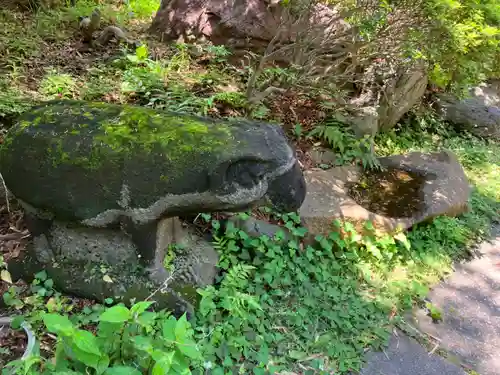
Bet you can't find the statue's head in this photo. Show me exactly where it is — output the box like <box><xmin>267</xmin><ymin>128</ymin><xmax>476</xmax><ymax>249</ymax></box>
<box><xmin>212</xmin><ymin>121</ymin><xmax>306</xmax><ymax>213</ymax></box>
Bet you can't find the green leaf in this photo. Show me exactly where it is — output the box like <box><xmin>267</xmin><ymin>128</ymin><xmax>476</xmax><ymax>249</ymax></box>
<box><xmin>162</xmin><ymin>316</ymin><xmax>177</xmax><ymax>343</ymax></box>
<box><xmin>176</xmin><ymin>338</ymin><xmax>201</xmax><ymax>359</ymax></box>
<box><xmin>11</xmin><ymin>315</ymin><xmax>25</xmax><ymax>329</ymax></box>
<box><xmin>73</xmin><ymin>329</ymin><xmax>101</xmax><ymax>356</ymax></box>
<box><xmin>152</xmin><ymin>351</ymin><xmax>176</xmax><ymax>375</ymax></box>
<box><xmin>132</xmin><ymin>336</ymin><xmax>153</xmax><ymax>353</ymax></box>
<box><xmin>35</xmin><ymin>270</ymin><xmax>47</xmax><ymax>281</ymax></box>
<box><xmin>175</xmin><ymin>313</ymin><xmax>191</xmax><ymax>341</ymax></box>
<box><xmin>135</xmin><ymin>44</ymin><xmax>148</xmax><ymax>61</ymax></box>
<box><xmin>288</xmin><ymin>350</ymin><xmax>308</xmax><ymax>360</ymax></box>
<box><xmin>137</xmin><ymin>311</ymin><xmax>157</xmax><ymax>327</ymax></box>
<box><xmin>43</xmin><ymin>313</ymin><xmax>74</xmax><ymax>336</ymax></box>
<box><xmin>104</xmin><ymin>367</ymin><xmax>142</xmax><ymax>375</ymax></box>
<box><xmin>130</xmin><ymin>301</ymin><xmax>154</xmax><ymax>316</ymax></box>
<box><xmin>44</xmin><ymin>279</ymin><xmax>54</xmax><ymax>289</ymax></box>
<box><xmin>96</xmin><ymin>355</ymin><xmax>110</xmax><ymax>375</ymax></box>
<box><xmin>69</xmin><ymin>344</ymin><xmax>100</xmax><ymax>369</ymax></box>
<box><xmin>99</xmin><ymin>305</ymin><xmax>130</xmax><ymax>323</ymax></box>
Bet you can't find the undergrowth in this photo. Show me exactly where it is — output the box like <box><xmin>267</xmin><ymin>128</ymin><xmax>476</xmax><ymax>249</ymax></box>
<box><xmin>1</xmin><ymin>1</ymin><xmax>499</xmax><ymax>374</ymax></box>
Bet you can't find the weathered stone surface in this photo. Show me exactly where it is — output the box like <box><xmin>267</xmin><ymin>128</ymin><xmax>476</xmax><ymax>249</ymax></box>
<box><xmin>300</xmin><ymin>151</ymin><xmax>470</xmax><ymax>235</ymax></box>
<box><xmin>149</xmin><ymin>0</ymin><xmax>348</xmax><ymax>58</ymax></box>
<box><xmin>9</xmin><ymin>217</ymin><xmax>219</xmax><ymax>316</ymax></box>
<box><xmin>0</xmin><ymin>100</ymin><xmax>305</xmax><ymax>226</ymax></box>
<box><xmin>435</xmin><ymin>82</ymin><xmax>500</xmax><ymax>140</ymax></box>
<box><xmin>228</xmin><ymin>216</ymin><xmax>291</xmax><ymax>241</ymax></box>
<box><xmin>406</xmin><ymin>225</ymin><xmax>500</xmax><ymax>375</ymax></box>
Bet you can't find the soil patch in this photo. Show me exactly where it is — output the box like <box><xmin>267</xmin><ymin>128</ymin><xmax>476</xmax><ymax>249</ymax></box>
<box><xmin>347</xmin><ymin>168</ymin><xmax>426</xmax><ymax>218</ymax></box>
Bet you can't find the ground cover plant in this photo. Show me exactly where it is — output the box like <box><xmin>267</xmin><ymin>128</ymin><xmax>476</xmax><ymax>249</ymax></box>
<box><xmin>0</xmin><ymin>0</ymin><xmax>498</xmax><ymax>374</ymax></box>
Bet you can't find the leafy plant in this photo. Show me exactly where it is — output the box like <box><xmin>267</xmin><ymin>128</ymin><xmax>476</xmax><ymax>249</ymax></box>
<box><xmin>309</xmin><ymin>117</ymin><xmax>380</xmax><ymax>169</ymax></box>
<box><xmin>203</xmin><ymin>44</ymin><xmax>232</xmax><ymax>64</ymax></box>
<box><xmin>4</xmin><ymin>303</ymin><xmax>202</xmax><ymax>374</ymax></box>
<box><xmin>39</xmin><ymin>69</ymin><xmax>79</xmax><ymax>99</ymax></box>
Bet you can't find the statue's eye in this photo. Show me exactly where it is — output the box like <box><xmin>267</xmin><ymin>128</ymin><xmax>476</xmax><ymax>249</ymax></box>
<box><xmin>224</xmin><ymin>160</ymin><xmax>268</xmax><ymax>189</ymax></box>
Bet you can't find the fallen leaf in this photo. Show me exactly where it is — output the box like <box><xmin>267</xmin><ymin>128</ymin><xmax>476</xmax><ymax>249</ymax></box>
<box><xmin>103</xmin><ymin>275</ymin><xmax>113</xmax><ymax>283</ymax></box>
<box><xmin>1</xmin><ymin>269</ymin><xmax>13</xmax><ymax>284</ymax></box>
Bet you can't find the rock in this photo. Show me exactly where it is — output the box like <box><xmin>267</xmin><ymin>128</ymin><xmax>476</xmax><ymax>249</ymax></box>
<box><xmin>9</xmin><ymin>217</ymin><xmax>219</xmax><ymax>316</ymax></box>
<box><xmin>149</xmin><ymin>0</ymin><xmax>350</xmax><ymax>61</ymax></box>
<box><xmin>377</xmin><ymin>65</ymin><xmax>428</xmax><ymax>132</ymax></box>
<box><xmin>300</xmin><ymin>151</ymin><xmax>470</xmax><ymax>235</ymax></box>
<box><xmin>228</xmin><ymin>216</ymin><xmax>291</xmax><ymax>241</ymax></box>
<box><xmin>435</xmin><ymin>82</ymin><xmax>500</xmax><ymax>140</ymax></box>
<box><xmin>0</xmin><ymin>100</ymin><xmax>305</xmax><ymax>265</ymax></box>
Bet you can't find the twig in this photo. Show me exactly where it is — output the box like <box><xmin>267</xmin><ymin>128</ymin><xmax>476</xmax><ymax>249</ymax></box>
<box><xmin>0</xmin><ymin>231</ymin><xmax>30</xmax><ymax>241</ymax></box>
<box><xmin>0</xmin><ymin>172</ymin><xmax>10</xmax><ymax>214</ymax></box>
<box><xmin>428</xmin><ymin>342</ymin><xmax>439</xmax><ymax>356</ymax></box>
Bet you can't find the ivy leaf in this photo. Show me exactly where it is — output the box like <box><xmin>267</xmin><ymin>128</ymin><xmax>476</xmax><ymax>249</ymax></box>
<box><xmin>104</xmin><ymin>367</ymin><xmax>142</xmax><ymax>375</ymax></box>
<box><xmin>99</xmin><ymin>305</ymin><xmax>130</xmax><ymax>323</ymax></box>
<box><xmin>43</xmin><ymin>313</ymin><xmax>74</xmax><ymax>336</ymax></box>
<box><xmin>73</xmin><ymin>329</ymin><xmax>101</xmax><ymax>356</ymax></box>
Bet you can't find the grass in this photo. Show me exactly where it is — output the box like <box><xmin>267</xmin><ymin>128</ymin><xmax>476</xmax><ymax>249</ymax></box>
<box><xmin>0</xmin><ymin>1</ymin><xmax>499</xmax><ymax>374</ymax></box>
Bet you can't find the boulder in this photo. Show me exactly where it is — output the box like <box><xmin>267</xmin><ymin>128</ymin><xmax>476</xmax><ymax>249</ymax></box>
<box><xmin>435</xmin><ymin>82</ymin><xmax>500</xmax><ymax>140</ymax></box>
<box><xmin>9</xmin><ymin>217</ymin><xmax>218</xmax><ymax>317</ymax></box>
<box><xmin>300</xmin><ymin>151</ymin><xmax>470</xmax><ymax>235</ymax></box>
<box><xmin>149</xmin><ymin>0</ymin><xmax>349</xmax><ymax>60</ymax></box>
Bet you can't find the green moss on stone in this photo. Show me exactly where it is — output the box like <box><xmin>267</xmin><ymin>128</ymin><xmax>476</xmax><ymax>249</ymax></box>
<box><xmin>5</xmin><ymin>101</ymin><xmax>237</xmax><ymax>173</ymax></box>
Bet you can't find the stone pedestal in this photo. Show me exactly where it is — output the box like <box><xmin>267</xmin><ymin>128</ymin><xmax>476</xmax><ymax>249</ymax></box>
<box><xmin>9</xmin><ymin>217</ymin><xmax>219</xmax><ymax>317</ymax></box>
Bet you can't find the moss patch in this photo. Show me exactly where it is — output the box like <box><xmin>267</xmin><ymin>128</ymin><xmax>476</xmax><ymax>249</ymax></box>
<box><xmin>6</xmin><ymin>101</ymin><xmax>236</xmax><ymax>172</ymax></box>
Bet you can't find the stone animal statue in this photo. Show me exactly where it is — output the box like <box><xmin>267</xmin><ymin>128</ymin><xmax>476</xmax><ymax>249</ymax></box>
<box><xmin>0</xmin><ymin>100</ymin><xmax>306</xmax><ymax>267</ymax></box>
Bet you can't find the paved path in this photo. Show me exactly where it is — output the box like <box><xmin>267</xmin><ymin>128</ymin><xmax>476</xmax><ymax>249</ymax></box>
<box><xmin>359</xmin><ymin>331</ymin><xmax>466</xmax><ymax>375</ymax></box>
<box><xmin>359</xmin><ymin>225</ymin><xmax>500</xmax><ymax>375</ymax></box>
